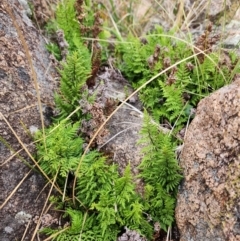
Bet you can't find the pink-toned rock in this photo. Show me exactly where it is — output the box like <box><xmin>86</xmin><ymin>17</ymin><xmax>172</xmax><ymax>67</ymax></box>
<box><xmin>175</xmin><ymin>77</ymin><xmax>240</xmax><ymax>241</ymax></box>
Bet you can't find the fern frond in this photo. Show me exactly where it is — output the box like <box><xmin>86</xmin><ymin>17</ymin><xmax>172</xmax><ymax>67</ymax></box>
<box><xmin>35</xmin><ymin>121</ymin><xmax>83</xmax><ymax>180</ymax></box>
<box><xmin>76</xmin><ymin>152</ymin><xmax>118</xmax><ymax>206</ymax></box>
<box><xmin>55</xmin><ymin>50</ymin><xmax>91</xmax><ymax>121</ymax></box>
<box><xmin>138</xmin><ymin>111</ymin><xmax>182</xmax><ymax>230</ymax></box>
<box><xmin>56</xmin><ymin>0</ymin><xmax>81</xmax><ymax>50</ymax></box>
<box><xmin>115</xmin><ymin>164</ymin><xmax>136</xmax><ymax>208</ymax></box>
<box><xmin>124</xmin><ymin>201</ymin><xmax>143</xmax><ymax>225</ymax></box>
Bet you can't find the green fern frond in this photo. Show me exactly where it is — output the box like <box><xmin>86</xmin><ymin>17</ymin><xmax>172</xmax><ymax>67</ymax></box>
<box><xmin>35</xmin><ymin>121</ymin><xmax>83</xmax><ymax>180</ymax></box>
<box><xmin>55</xmin><ymin>0</ymin><xmax>81</xmax><ymax>50</ymax></box>
<box><xmin>115</xmin><ymin>164</ymin><xmax>136</xmax><ymax>207</ymax></box>
<box><xmin>76</xmin><ymin>152</ymin><xmax>118</xmax><ymax>206</ymax></box>
<box><xmin>175</xmin><ymin>63</ymin><xmax>192</xmax><ymax>87</ymax></box>
<box><xmin>160</xmin><ymin>81</ymin><xmax>185</xmax><ymax>122</ymax></box>
<box><xmin>143</xmin><ymin>183</ymin><xmax>176</xmax><ymax>231</ymax></box>
<box><xmin>55</xmin><ymin>50</ymin><xmax>91</xmax><ymax>121</ymax></box>
<box><xmin>124</xmin><ymin>201</ymin><xmax>143</xmax><ymax>225</ymax></box>
<box><xmin>138</xmin><ymin>111</ymin><xmax>182</xmax><ymax>231</ymax></box>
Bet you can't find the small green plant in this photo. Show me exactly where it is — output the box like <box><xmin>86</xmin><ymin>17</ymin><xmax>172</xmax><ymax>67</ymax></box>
<box><xmin>36</xmin><ymin>123</ymin><xmax>154</xmax><ymax>240</ymax></box>
<box><xmin>46</xmin><ymin>42</ymin><xmax>62</xmax><ymax>60</ymax></box>
<box><xmin>138</xmin><ymin>111</ymin><xmax>182</xmax><ymax>231</ymax></box>
<box><xmin>116</xmin><ymin>26</ymin><xmax>240</xmax><ymax>130</ymax></box>
<box><xmin>54</xmin><ymin>49</ymin><xmax>92</xmax><ymax>121</ymax></box>
<box><xmin>36</xmin><ymin>115</ymin><xmax>180</xmax><ymax>240</ymax></box>
<box><xmin>35</xmin><ymin>121</ymin><xmax>83</xmax><ymax>182</ymax></box>
<box><xmin>55</xmin><ymin>0</ymin><xmax>82</xmax><ymax>51</ymax></box>
<box><xmin>33</xmin><ymin>0</ymin><xmax>240</xmax><ymax>240</ymax></box>
<box><xmin>34</xmin><ymin>0</ymin><xmax>184</xmax><ymax>239</ymax></box>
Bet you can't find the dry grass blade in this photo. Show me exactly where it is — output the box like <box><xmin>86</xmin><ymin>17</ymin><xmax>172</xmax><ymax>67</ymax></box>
<box><xmin>173</xmin><ymin>0</ymin><xmax>185</xmax><ymax>29</ymax></box>
<box><xmin>0</xmin><ymin>168</ymin><xmax>32</xmax><ymax>209</ymax></box>
<box><xmin>153</xmin><ymin>0</ymin><xmax>176</xmax><ymax>26</ymax></box>
<box><xmin>169</xmin><ymin>101</ymin><xmax>189</xmax><ymax>136</ymax></box>
<box><xmin>72</xmin><ymin>47</ymin><xmax>205</xmax><ymax>203</ymax></box>
<box><xmin>166</xmin><ymin>226</ymin><xmax>171</xmax><ymax>241</ymax></box>
<box><xmin>182</xmin><ymin>0</ymin><xmax>208</xmax><ymax>30</ymax></box>
<box><xmin>99</xmin><ymin>124</ymin><xmax>140</xmax><ymax>149</ymax></box>
<box><xmin>43</xmin><ymin>227</ymin><xmax>69</xmax><ymax>241</ymax></box>
<box><xmin>0</xmin><ymin>137</ymin><xmax>40</xmax><ymax>170</ymax></box>
<box><xmin>0</xmin><ymin>145</ymin><xmax>23</xmax><ymax>167</ymax></box>
<box><xmin>9</xmin><ymin>104</ymin><xmax>38</xmax><ymax>115</ymax></box>
<box><xmin>0</xmin><ymin>112</ymin><xmax>63</xmax><ymax>195</ymax></box>
<box><xmin>4</xmin><ymin>2</ymin><xmax>46</xmax><ymax>150</ymax></box>
<box><xmin>105</xmin><ymin>5</ymin><xmax>123</xmax><ymax>41</ymax></box>
<box><xmin>30</xmin><ymin>169</ymin><xmax>59</xmax><ymax>241</ymax></box>
<box><xmin>35</xmin><ymin>181</ymin><xmax>51</xmax><ymax>202</ymax></box>
<box><xmin>21</xmin><ymin>219</ymin><xmax>31</xmax><ymax>241</ymax></box>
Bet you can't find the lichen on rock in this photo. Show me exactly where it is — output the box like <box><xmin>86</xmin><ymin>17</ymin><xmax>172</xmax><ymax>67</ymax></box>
<box><xmin>175</xmin><ymin>76</ymin><xmax>240</xmax><ymax>241</ymax></box>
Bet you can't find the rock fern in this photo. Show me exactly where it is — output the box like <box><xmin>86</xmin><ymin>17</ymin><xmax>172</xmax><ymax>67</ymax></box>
<box><xmin>34</xmin><ymin>0</ymin><xmax>240</xmax><ymax>240</ymax></box>
<box><xmin>116</xmin><ymin>27</ymin><xmax>239</xmax><ymax>130</ymax></box>
<box><xmin>138</xmin><ymin>111</ymin><xmax>182</xmax><ymax>230</ymax></box>
<box><xmin>35</xmin><ymin>121</ymin><xmax>83</xmax><ymax>182</ymax></box>
<box><xmin>36</xmin><ymin>1</ymin><xmax>184</xmax><ymax>239</ymax></box>
<box><xmin>54</xmin><ymin>50</ymin><xmax>91</xmax><ymax>121</ymax></box>
<box><xmin>55</xmin><ymin>0</ymin><xmax>81</xmax><ymax>50</ymax></box>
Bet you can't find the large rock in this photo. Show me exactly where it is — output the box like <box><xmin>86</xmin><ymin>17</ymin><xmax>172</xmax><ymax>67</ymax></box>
<box><xmin>0</xmin><ymin>0</ymin><xmax>56</xmax><ymax>240</ymax></box>
<box><xmin>175</xmin><ymin>77</ymin><xmax>240</xmax><ymax>241</ymax></box>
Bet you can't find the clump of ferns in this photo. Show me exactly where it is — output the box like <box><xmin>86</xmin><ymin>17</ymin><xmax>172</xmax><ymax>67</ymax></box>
<box><xmin>35</xmin><ymin>111</ymin><xmax>182</xmax><ymax>240</ymax></box>
<box><xmin>34</xmin><ymin>1</ymin><xmax>153</xmax><ymax>240</ymax></box>
<box><xmin>35</xmin><ymin>1</ymin><xmax>240</xmax><ymax>240</ymax></box>
<box><xmin>35</xmin><ymin>121</ymin><xmax>154</xmax><ymax>240</ymax></box>
<box><xmin>116</xmin><ymin>25</ymin><xmax>240</xmax><ymax>131</ymax></box>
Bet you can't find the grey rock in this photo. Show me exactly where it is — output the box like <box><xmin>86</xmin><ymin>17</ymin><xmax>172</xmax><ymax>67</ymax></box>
<box><xmin>0</xmin><ymin>0</ymin><xmax>56</xmax><ymax>240</ymax></box>
<box><xmin>223</xmin><ymin>20</ymin><xmax>240</xmax><ymax>49</ymax></box>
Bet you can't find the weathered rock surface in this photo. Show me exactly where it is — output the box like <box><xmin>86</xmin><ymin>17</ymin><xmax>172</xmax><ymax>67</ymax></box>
<box><xmin>0</xmin><ymin>0</ymin><xmax>56</xmax><ymax>240</ymax></box>
<box><xmin>93</xmin><ymin>68</ymin><xmax>146</xmax><ymax>193</ymax></box>
<box><xmin>175</xmin><ymin>77</ymin><xmax>240</xmax><ymax>241</ymax></box>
